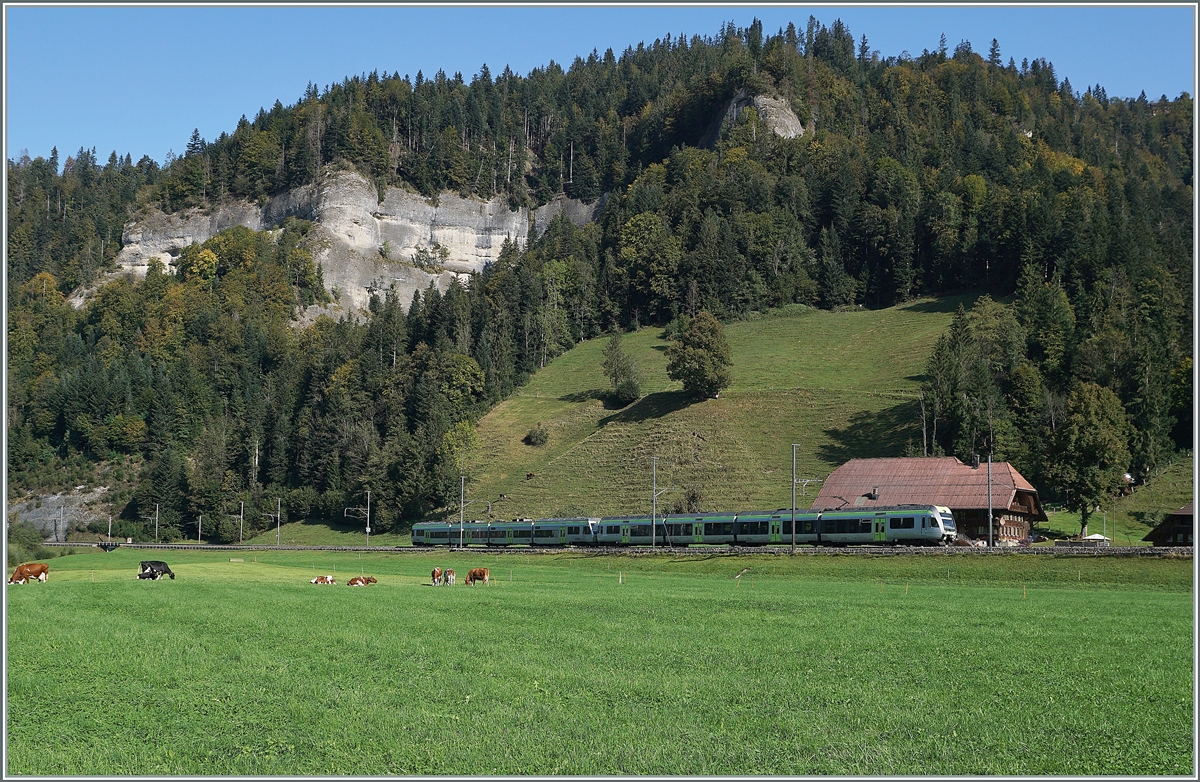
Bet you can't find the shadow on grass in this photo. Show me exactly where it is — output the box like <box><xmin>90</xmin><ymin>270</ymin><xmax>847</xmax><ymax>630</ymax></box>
<box><xmin>599</xmin><ymin>390</ymin><xmax>694</xmax><ymax>425</ymax></box>
<box><xmin>816</xmin><ymin>399</ymin><xmax>922</xmax><ymax>464</ymax></box>
<box><xmin>559</xmin><ymin>389</ymin><xmax>629</xmax><ymax>410</ymax></box>
<box><xmin>899</xmin><ymin>294</ymin><xmax>980</xmax><ymax>314</ymax></box>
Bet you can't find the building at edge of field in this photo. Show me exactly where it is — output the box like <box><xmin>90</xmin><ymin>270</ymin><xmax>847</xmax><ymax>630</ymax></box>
<box><xmin>811</xmin><ymin>456</ymin><xmax>1047</xmax><ymax>546</ymax></box>
<box><xmin>1141</xmin><ymin>501</ymin><xmax>1194</xmax><ymax>546</ymax></box>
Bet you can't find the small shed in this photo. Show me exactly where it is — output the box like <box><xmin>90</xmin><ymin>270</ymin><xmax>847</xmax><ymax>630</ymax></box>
<box><xmin>1142</xmin><ymin>501</ymin><xmax>1194</xmax><ymax>546</ymax></box>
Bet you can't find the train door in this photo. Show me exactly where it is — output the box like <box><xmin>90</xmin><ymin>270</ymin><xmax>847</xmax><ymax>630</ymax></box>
<box><xmin>873</xmin><ymin>517</ymin><xmax>887</xmax><ymax>543</ymax></box>
<box><xmin>559</xmin><ymin>526</ymin><xmax>567</xmax><ymax>545</ymax></box>
<box><xmin>769</xmin><ymin>518</ymin><xmax>782</xmax><ymax>543</ymax></box>
<box><xmin>693</xmin><ymin>522</ymin><xmax>704</xmax><ymax>544</ymax></box>
<box><xmin>620</xmin><ymin>524</ymin><xmax>630</xmax><ymax>544</ymax></box>
<box><xmin>505</xmin><ymin>527</ymin><xmax>514</xmax><ymax>545</ymax></box>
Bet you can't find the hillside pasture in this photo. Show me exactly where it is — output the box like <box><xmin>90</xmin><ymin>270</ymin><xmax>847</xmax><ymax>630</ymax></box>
<box><xmin>470</xmin><ymin>299</ymin><xmax>969</xmax><ymax>519</ymax></box>
<box><xmin>6</xmin><ymin>548</ymin><xmax>1192</xmax><ymax>776</ymax></box>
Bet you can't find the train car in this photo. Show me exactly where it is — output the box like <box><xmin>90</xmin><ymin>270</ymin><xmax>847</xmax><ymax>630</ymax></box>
<box><xmin>413</xmin><ymin>505</ymin><xmax>957</xmax><ymax>547</ymax></box>
<box><xmin>484</xmin><ymin>519</ymin><xmax>535</xmax><ymax>546</ymax></box>
<box><xmin>563</xmin><ymin>518</ymin><xmax>601</xmax><ymax>546</ymax></box>
<box><xmin>595</xmin><ymin>515</ymin><xmax>655</xmax><ymax>545</ymax></box>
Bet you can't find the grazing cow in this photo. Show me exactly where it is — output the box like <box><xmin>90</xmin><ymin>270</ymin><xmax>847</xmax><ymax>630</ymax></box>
<box><xmin>347</xmin><ymin>576</ymin><xmax>377</xmax><ymax>586</ymax></box>
<box><xmin>138</xmin><ymin>560</ymin><xmax>175</xmax><ymax>580</ymax></box>
<box><xmin>9</xmin><ymin>563</ymin><xmax>48</xmax><ymax>584</ymax></box>
<box><xmin>526</xmin><ymin>472</ymin><xmax>536</xmax><ymax>479</ymax></box>
<box><xmin>465</xmin><ymin>567</ymin><xmax>490</xmax><ymax>586</ymax></box>
<box><xmin>432</xmin><ymin>567</ymin><xmax>443</xmax><ymax>586</ymax></box>
<box><xmin>311</xmin><ymin>575</ymin><xmax>336</xmax><ymax>585</ymax></box>
<box><xmin>442</xmin><ymin>568</ymin><xmax>456</xmax><ymax>586</ymax></box>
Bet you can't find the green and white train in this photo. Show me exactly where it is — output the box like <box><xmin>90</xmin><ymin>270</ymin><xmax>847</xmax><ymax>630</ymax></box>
<box><xmin>412</xmin><ymin>505</ymin><xmax>957</xmax><ymax>547</ymax></box>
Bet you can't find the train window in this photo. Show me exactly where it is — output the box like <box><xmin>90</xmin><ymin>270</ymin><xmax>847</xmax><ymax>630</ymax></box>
<box><xmin>567</xmin><ymin>527</ymin><xmax>578</xmax><ymax>535</ymax></box>
<box><xmin>606</xmin><ymin>526</ymin><xmax>619</xmax><ymax>535</ymax></box>
<box><xmin>803</xmin><ymin>520</ymin><xmax>815</xmax><ymax>534</ymax></box>
<box><xmin>633</xmin><ymin>526</ymin><xmax>649</xmax><ymax>536</ymax></box>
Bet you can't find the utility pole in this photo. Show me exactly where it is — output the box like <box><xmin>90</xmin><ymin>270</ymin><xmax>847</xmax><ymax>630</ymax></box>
<box><xmin>344</xmin><ymin>490</ymin><xmax>371</xmax><ymax>547</ymax></box>
<box><xmin>458</xmin><ymin>476</ymin><xmax>490</xmax><ymax>549</ymax></box>
<box><xmin>651</xmin><ymin>457</ymin><xmax>674</xmax><ymax>548</ymax></box>
<box><xmin>792</xmin><ymin>444</ymin><xmax>798</xmax><ymax>554</ymax></box>
<box><xmin>140</xmin><ymin>503</ymin><xmax>159</xmax><ymax>543</ymax></box>
<box><xmin>229</xmin><ymin>501</ymin><xmax>244</xmax><ymax>544</ymax></box>
<box><xmin>198</xmin><ymin>515</ymin><xmax>202</xmax><ymax>544</ymax></box>
<box><xmin>987</xmin><ymin>453</ymin><xmax>993</xmax><ymax>548</ymax></box>
<box><xmin>262</xmin><ymin>499</ymin><xmax>281</xmax><ymax>545</ymax></box>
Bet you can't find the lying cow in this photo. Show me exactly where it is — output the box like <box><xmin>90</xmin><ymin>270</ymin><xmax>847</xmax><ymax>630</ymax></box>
<box><xmin>139</xmin><ymin>560</ymin><xmax>175</xmax><ymax>580</ymax></box>
<box><xmin>432</xmin><ymin>567</ymin><xmax>443</xmax><ymax>586</ymax></box>
<box><xmin>347</xmin><ymin>576</ymin><xmax>377</xmax><ymax>587</ymax></box>
<box><xmin>311</xmin><ymin>575</ymin><xmax>336</xmax><ymax>585</ymax></box>
<box><xmin>9</xmin><ymin>563</ymin><xmax>48</xmax><ymax>584</ymax></box>
<box><xmin>443</xmin><ymin>568</ymin><xmax>456</xmax><ymax>586</ymax></box>
<box><xmin>465</xmin><ymin>567</ymin><xmax>490</xmax><ymax>586</ymax></box>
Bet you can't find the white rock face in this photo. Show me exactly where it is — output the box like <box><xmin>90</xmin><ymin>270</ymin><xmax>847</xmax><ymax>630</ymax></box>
<box><xmin>94</xmin><ymin>170</ymin><xmax>608</xmax><ymax>316</ymax></box>
<box><xmin>700</xmin><ymin>89</ymin><xmax>805</xmax><ymax>148</ymax></box>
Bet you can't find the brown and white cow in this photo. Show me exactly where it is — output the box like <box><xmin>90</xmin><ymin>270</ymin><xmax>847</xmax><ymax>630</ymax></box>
<box><xmin>432</xmin><ymin>567</ymin><xmax>443</xmax><ymax>586</ymax></box>
<box><xmin>465</xmin><ymin>567</ymin><xmax>489</xmax><ymax>586</ymax></box>
<box><xmin>347</xmin><ymin>576</ymin><xmax>377</xmax><ymax>587</ymax></box>
<box><xmin>311</xmin><ymin>575</ymin><xmax>336</xmax><ymax>585</ymax></box>
<box><xmin>9</xmin><ymin>563</ymin><xmax>48</xmax><ymax>584</ymax></box>
<box><xmin>442</xmin><ymin>568</ymin><xmax>455</xmax><ymax>586</ymax></box>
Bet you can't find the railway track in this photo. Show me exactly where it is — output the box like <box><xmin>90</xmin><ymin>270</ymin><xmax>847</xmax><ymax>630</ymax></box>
<box><xmin>41</xmin><ymin>541</ymin><xmax>1189</xmax><ymax>557</ymax></box>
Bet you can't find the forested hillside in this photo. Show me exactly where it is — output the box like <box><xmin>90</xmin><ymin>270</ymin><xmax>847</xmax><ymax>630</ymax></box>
<box><xmin>6</xmin><ymin>18</ymin><xmax>1192</xmax><ymax>541</ymax></box>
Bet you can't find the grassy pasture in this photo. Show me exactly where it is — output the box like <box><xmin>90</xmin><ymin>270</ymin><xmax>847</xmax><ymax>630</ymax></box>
<box><xmin>470</xmin><ymin>298</ymin><xmax>972</xmax><ymax>519</ymax></box>
<box><xmin>7</xmin><ymin>548</ymin><xmax>1192</xmax><ymax>776</ymax></box>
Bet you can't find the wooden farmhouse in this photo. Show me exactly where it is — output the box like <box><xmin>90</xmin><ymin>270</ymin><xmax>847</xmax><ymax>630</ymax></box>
<box><xmin>812</xmin><ymin>456</ymin><xmax>1048</xmax><ymax>545</ymax></box>
<box><xmin>1141</xmin><ymin>501</ymin><xmax>1194</xmax><ymax>547</ymax></box>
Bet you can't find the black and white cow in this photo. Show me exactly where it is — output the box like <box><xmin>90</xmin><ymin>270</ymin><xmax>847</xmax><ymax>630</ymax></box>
<box><xmin>138</xmin><ymin>560</ymin><xmax>175</xmax><ymax>580</ymax></box>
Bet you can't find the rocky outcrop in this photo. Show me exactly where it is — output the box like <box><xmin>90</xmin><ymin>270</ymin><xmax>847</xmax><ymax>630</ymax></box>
<box><xmin>699</xmin><ymin>89</ymin><xmax>805</xmax><ymax>148</ymax></box>
<box><xmin>8</xmin><ymin>487</ymin><xmax>112</xmax><ymax>541</ymax></box>
<box><xmin>88</xmin><ymin>171</ymin><xmax>608</xmax><ymax>317</ymax></box>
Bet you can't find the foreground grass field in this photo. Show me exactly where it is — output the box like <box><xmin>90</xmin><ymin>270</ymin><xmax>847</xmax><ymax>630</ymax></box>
<box><xmin>7</xmin><ymin>548</ymin><xmax>1192</xmax><ymax>775</ymax></box>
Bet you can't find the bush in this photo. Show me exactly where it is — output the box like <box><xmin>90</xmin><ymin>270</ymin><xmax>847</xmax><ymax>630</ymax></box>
<box><xmin>615</xmin><ymin>378</ymin><xmax>642</xmax><ymax>405</ymax></box>
<box><xmin>524</xmin><ymin>423</ymin><xmax>550</xmax><ymax>447</ymax></box>
<box><xmin>7</xmin><ymin>520</ymin><xmax>55</xmax><ymax>565</ymax></box>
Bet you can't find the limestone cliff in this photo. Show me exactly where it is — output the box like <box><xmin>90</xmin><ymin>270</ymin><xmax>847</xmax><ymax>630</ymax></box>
<box><xmin>699</xmin><ymin>89</ymin><xmax>805</xmax><ymax>149</ymax></box>
<box><xmin>83</xmin><ymin>170</ymin><xmax>605</xmax><ymax>317</ymax></box>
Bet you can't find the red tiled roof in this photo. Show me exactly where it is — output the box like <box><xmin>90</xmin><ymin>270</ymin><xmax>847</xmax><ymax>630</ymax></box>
<box><xmin>812</xmin><ymin>457</ymin><xmax>1045</xmax><ymax>519</ymax></box>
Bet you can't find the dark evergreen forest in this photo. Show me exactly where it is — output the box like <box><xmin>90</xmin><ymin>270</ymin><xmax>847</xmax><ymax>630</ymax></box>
<box><xmin>6</xmin><ymin>19</ymin><xmax>1192</xmax><ymax>541</ymax></box>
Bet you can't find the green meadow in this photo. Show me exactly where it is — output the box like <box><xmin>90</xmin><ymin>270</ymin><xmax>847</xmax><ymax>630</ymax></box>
<box><xmin>6</xmin><ymin>548</ymin><xmax>1192</xmax><ymax>776</ymax></box>
<box><xmin>470</xmin><ymin>298</ymin><xmax>972</xmax><ymax>520</ymax></box>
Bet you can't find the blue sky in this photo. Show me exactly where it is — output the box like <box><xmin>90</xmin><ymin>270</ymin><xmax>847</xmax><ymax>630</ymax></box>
<box><xmin>4</xmin><ymin>5</ymin><xmax>1195</xmax><ymax>167</ymax></box>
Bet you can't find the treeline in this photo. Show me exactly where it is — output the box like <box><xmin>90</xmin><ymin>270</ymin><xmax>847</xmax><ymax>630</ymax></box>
<box><xmin>5</xmin><ymin>16</ymin><xmax>1193</xmax><ymax>538</ymax></box>
<box><xmin>9</xmin><ymin>17</ymin><xmax>1192</xmax><ymax>312</ymax></box>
